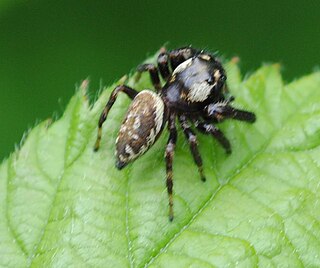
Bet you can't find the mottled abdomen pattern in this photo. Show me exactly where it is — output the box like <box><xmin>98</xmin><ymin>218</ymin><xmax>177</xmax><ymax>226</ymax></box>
<box><xmin>115</xmin><ymin>90</ymin><xmax>165</xmax><ymax>169</ymax></box>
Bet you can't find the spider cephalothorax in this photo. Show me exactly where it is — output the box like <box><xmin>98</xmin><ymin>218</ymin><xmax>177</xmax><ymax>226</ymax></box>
<box><xmin>94</xmin><ymin>47</ymin><xmax>256</xmax><ymax>221</ymax></box>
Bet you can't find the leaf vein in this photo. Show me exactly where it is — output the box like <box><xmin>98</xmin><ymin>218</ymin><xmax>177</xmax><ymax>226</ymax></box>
<box><xmin>5</xmin><ymin>157</ymin><xmax>28</xmax><ymax>257</ymax></box>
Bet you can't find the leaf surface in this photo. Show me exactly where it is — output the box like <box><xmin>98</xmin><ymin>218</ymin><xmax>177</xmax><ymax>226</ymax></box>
<box><xmin>1</xmin><ymin>57</ymin><xmax>320</xmax><ymax>267</ymax></box>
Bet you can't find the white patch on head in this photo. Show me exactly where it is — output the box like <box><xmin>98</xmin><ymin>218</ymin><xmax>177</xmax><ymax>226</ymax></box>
<box><xmin>172</xmin><ymin>58</ymin><xmax>193</xmax><ymax>75</ymax></box>
<box><xmin>187</xmin><ymin>81</ymin><xmax>214</xmax><ymax>102</ymax></box>
<box><xmin>214</xmin><ymin>70</ymin><xmax>221</xmax><ymax>80</ymax></box>
<box><xmin>199</xmin><ymin>54</ymin><xmax>211</xmax><ymax>61</ymax></box>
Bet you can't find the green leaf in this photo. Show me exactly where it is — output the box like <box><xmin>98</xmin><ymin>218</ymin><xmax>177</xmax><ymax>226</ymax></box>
<box><xmin>1</xmin><ymin>55</ymin><xmax>320</xmax><ymax>267</ymax></box>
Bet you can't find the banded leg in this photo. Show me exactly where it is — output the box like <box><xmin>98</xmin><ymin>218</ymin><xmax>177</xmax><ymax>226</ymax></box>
<box><xmin>94</xmin><ymin>85</ymin><xmax>138</xmax><ymax>151</ymax></box>
<box><xmin>136</xmin><ymin>63</ymin><xmax>161</xmax><ymax>92</ymax></box>
<box><xmin>157</xmin><ymin>50</ymin><xmax>171</xmax><ymax>81</ymax></box>
<box><xmin>169</xmin><ymin>47</ymin><xmax>199</xmax><ymax>69</ymax></box>
<box><xmin>206</xmin><ymin>102</ymin><xmax>256</xmax><ymax>123</ymax></box>
<box><xmin>195</xmin><ymin>121</ymin><xmax>232</xmax><ymax>154</ymax></box>
<box><xmin>165</xmin><ymin>113</ymin><xmax>177</xmax><ymax>221</ymax></box>
<box><xmin>136</xmin><ymin>47</ymin><xmax>199</xmax><ymax>87</ymax></box>
<box><xmin>179</xmin><ymin>115</ymin><xmax>206</xmax><ymax>182</ymax></box>
<box><xmin>156</xmin><ymin>46</ymin><xmax>200</xmax><ymax>80</ymax></box>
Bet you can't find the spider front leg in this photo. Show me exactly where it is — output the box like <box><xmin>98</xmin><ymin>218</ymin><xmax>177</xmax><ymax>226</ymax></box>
<box><xmin>94</xmin><ymin>85</ymin><xmax>138</xmax><ymax>151</ymax></box>
<box><xmin>195</xmin><ymin>120</ymin><xmax>232</xmax><ymax>154</ymax></box>
<box><xmin>165</xmin><ymin>113</ymin><xmax>177</xmax><ymax>221</ymax></box>
<box><xmin>179</xmin><ymin>115</ymin><xmax>206</xmax><ymax>182</ymax></box>
<box><xmin>136</xmin><ymin>47</ymin><xmax>200</xmax><ymax>88</ymax></box>
<box><xmin>136</xmin><ymin>63</ymin><xmax>161</xmax><ymax>92</ymax></box>
<box><xmin>157</xmin><ymin>49</ymin><xmax>171</xmax><ymax>81</ymax></box>
<box><xmin>169</xmin><ymin>46</ymin><xmax>199</xmax><ymax>69</ymax></box>
<box><xmin>205</xmin><ymin>102</ymin><xmax>256</xmax><ymax>123</ymax></box>
<box><xmin>156</xmin><ymin>46</ymin><xmax>199</xmax><ymax>81</ymax></box>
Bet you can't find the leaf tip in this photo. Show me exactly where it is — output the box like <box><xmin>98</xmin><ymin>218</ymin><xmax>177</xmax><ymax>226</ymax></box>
<box><xmin>272</xmin><ymin>62</ymin><xmax>282</xmax><ymax>71</ymax></box>
<box><xmin>231</xmin><ymin>56</ymin><xmax>240</xmax><ymax>64</ymax></box>
<box><xmin>79</xmin><ymin>79</ymin><xmax>90</xmax><ymax>102</ymax></box>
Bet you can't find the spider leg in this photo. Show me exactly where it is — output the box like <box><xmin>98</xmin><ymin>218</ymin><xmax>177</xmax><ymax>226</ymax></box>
<box><xmin>206</xmin><ymin>102</ymin><xmax>256</xmax><ymax>123</ymax></box>
<box><xmin>136</xmin><ymin>63</ymin><xmax>161</xmax><ymax>92</ymax></box>
<box><xmin>157</xmin><ymin>49</ymin><xmax>171</xmax><ymax>81</ymax></box>
<box><xmin>165</xmin><ymin>112</ymin><xmax>177</xmax><ymax>221</ymax></box>
<box><xmin>135</xmin><ymin>46</ymin><xmax>201</xmax><ymax>87</ymax></box>
<box><xmin>169</xmin><ymin>46</ymin><xmax>200</xmax><ymax>70</ymax></box>
<box><xmin>179</xmin><ymin>115</ymin><xmax>206</xmax><ymax>182</ymax></box>
<box><xmin>94</xmin><ymin>85</ymin><xmax>138</xmax><ymax>151</ymax></box>
<box><xmin>195</xmin><ymin>120</ymin><xmax>232</xmax><ymax>154</ymax></box>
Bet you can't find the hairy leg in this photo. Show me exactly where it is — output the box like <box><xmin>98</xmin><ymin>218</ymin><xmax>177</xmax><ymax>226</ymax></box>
<box><xmin>136</xmin><ymin>63</ymin><xmax>161</xmax><ymax>92</ymax></box>
<box><xmin>205</xmin><ymin>102</ymin><xmax>256</xmax><ymax>123</ymax></box>
<box><xmin>169</xmin><ymin>46</ymin><xmax>200</xmax><ymax>70</ymax></box>
<box><xmin>195</xmin><ymin>120</ymin><xmax>232</xmax><ymax>154</ymax></box>
<box><xmin>179</xmin><ymin>115</ymin><xmax>206</xmax><ymax>181</ymax></box>
<box><xmin>94</xmin><ymin>85</ymin><xmax>138</xmax><ymax>151</ymax></box>
<box><xmin>165</xmin><ymin>112</ymin><xmax>177</xmax><ymax>221</ymax></box>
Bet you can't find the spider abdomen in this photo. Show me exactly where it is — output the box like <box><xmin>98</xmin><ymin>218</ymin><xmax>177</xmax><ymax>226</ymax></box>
<box><xmin>115</xmin><ymin>90</ymin><xmax>165</xmax><ymax>169</ymax></box>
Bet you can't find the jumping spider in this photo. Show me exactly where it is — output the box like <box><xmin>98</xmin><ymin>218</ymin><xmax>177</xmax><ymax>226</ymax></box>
<box><xmin>94</xmin><ymin>47</ymin><xmax>256</xmax><ymax>221</ymax></box>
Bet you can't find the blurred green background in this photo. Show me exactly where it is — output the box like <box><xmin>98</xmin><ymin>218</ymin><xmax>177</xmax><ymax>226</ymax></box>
<box><xmin>0</xmin><ymin>0</ymin><xmax>319</xmax><ymax>161</ymax></box>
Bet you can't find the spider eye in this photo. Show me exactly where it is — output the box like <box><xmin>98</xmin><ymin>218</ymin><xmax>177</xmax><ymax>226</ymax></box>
<box><xmin>220</xmin><ymin>75</ymin><xmax>227</xmax><ymax>83</ymax></box>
